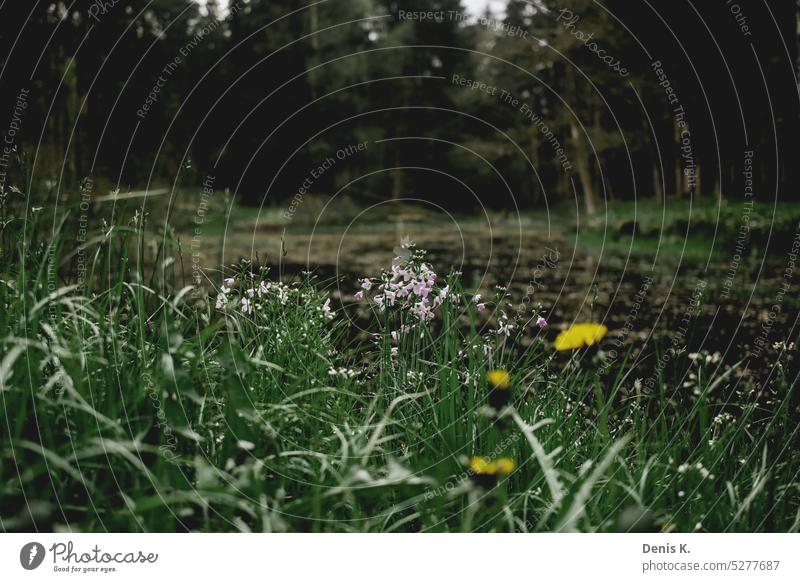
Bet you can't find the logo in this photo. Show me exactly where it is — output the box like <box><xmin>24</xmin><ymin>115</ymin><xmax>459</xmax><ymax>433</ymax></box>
<box><xmin>20</xmin><ymin>542</ymin><xmax>46</xmax><ymax>570</ymax></box>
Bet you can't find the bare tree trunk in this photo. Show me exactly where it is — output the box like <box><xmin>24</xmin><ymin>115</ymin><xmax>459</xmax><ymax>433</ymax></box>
<box><xmin>570</xmin><ymin>119</ymin><xmax>597</xmax><ymax>215</ymax></box>
<box><xmin>565</xmin><ymin>66</ymin><xmax>597</xmax><ymax>214</ymax></box>
<box><xmin>652</xmin><ymin>164</ymin><xmax>663</xmax><ymax>204</ymax></box>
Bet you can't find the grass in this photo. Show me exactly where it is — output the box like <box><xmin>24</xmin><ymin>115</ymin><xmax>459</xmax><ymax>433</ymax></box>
<box><xmin>1</xmin><ymin>204</ymin><xmax>799</xmax><ymax>532</ymax></box>
<box><xmin>574</xmin><ymin>198</ymin><xmax>800</xmax><ymax>261</ymax></box>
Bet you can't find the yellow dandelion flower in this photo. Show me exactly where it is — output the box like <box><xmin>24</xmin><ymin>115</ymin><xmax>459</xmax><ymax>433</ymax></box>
<box><xmin>486</xmin><ymin>369</ymin><xmax>511</xmax><ymax>389</ymax></box>
<box><xmin>554</xmin><ymin>323</ymin><xmax>608</xmax><ymax>351</ymax></box>
<box><xmin>494</xmin><ymin>458</ymin><xmax>516</xmax><ymax>474</ymax></box>
<box><xmin>469</xmin><ymin>456</ymin><xmax>497</xmax><ymax>475</ymax></box>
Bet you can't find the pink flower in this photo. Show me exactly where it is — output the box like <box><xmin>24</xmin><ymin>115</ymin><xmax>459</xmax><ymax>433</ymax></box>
<box><xmin>360</xmin><ymin>278</ymin><xmax>373</xmax><ymax>291</ymax></box>
<box><xmin>322</xmin><ymin>298</ymin><xmax>332</xmax><ymax>314</ymax></box>
<box><xmin>476</xmin><ymin>303</ymin><xmax>486</xmax><ymax>313</ymax></box>
<box><xmin>354</xmin><ymin>291</ymin><xmax>364</xmax><ymax>301</ymax></box>
<box><xmin>223</xmin><ymin>277</ymin><xmax>235</xmax><ymax>289</ymax></box>
<box><xmin>536</xmin><ymin>316</ymin><xmax>548</xmax><ymax>328</ymax></box>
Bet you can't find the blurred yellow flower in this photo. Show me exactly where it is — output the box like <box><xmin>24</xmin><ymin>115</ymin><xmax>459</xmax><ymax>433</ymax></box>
<box><xmin>486</xmin><ymin>369</ymin><xmax>511</xmax><ymax>389</ymax></box>
<box><xmin>554</xmin><ymin>323</ymin><xmax>608</xmax><ymax>351</ymax></box>
<box><xmin>494</xmin><ymin>458</ymin><xmax>516</xmax><ymax>474</ymax></box>
<box><xmin>469</xmin><ymin>456</ymin><xmax>516</xmax><ymax>476</ymax></box>
<box><xmin>469</xmin><ymin>456</ymin><xmax>496</xmax><ymax>475</ymax></box>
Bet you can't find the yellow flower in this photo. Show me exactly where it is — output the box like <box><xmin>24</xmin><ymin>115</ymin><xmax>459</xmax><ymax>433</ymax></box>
<box><xmin>554</xmin><ymin>323</ymin><xmax>608</xmax><ymax>351</ymax></box>
<box><xmin>486</xmin><ymin>369</ymin><xmax>511</xmax><ymax>389</ymax></box>
<box><xmin>494</xmin><ymin>458</ymin><xmax>516</xmax><ymax>474</ymax></box>
<box><xmin>469</xmin><ymin>456</ymin><xmax>516</xmax><ymax>475</ymax></box>
<box><xmin>469</xmin><ymin>456</ymin><xmax>497</xmax><ymax>475</ymax></box>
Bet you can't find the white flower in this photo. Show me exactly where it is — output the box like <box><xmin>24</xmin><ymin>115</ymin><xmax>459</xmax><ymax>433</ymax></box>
<box><xmin>215</xmin><ymin>292</ymin><xmax>228</xmax><ymax>310</ymax></box>
<box><xmin>237</xmin><ymin>440</ymin><xmax>255</xmax><ymax>451</ymax></box>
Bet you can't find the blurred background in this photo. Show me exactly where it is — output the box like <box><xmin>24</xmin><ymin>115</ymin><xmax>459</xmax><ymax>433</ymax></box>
<box><xmin>1</xmin><ymin>1</ymin><xmax>797</xmax><ymax>210</ymax></box>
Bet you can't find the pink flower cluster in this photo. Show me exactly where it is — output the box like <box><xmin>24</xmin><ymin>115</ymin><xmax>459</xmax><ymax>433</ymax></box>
<box><xmin>355</xmin><ymin>257</ymin><xmax>449</xmax><ymax>322</ymax></box>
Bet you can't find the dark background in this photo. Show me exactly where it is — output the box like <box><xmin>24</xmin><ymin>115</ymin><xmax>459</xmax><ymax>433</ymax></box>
<box><xmin>0</xmin><ymin>0</ymin><xmax>798</xmax><ymax>214</ymax></box>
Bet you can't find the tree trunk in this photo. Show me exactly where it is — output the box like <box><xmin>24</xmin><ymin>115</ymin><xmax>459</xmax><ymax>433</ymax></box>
<box><xmin>652</xmin><ymin>163</ymin><xmax>663</xmax><ymax>204</ymax></box>
<box><xmin>674</xmin><ymin>119</ymin><xmax>683</xmax><ymax>196</ymax></box>
<box><xmin>570</xmin><ymin>119</ymin><xmax>597</xmax><ymax>214</ymax></box>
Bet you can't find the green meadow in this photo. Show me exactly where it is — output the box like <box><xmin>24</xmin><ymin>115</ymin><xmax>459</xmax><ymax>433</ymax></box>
<box><xmin>1</xmin><ymin>204</ymin><xmax>798</xmax><ymax>532</ymax></box>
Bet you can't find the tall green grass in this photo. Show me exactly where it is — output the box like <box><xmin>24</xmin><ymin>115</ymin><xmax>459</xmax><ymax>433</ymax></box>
<box><xmin>0</xmin><ymin>207</ymin><xmax>798</xmax><ymax>532</ymax></box>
